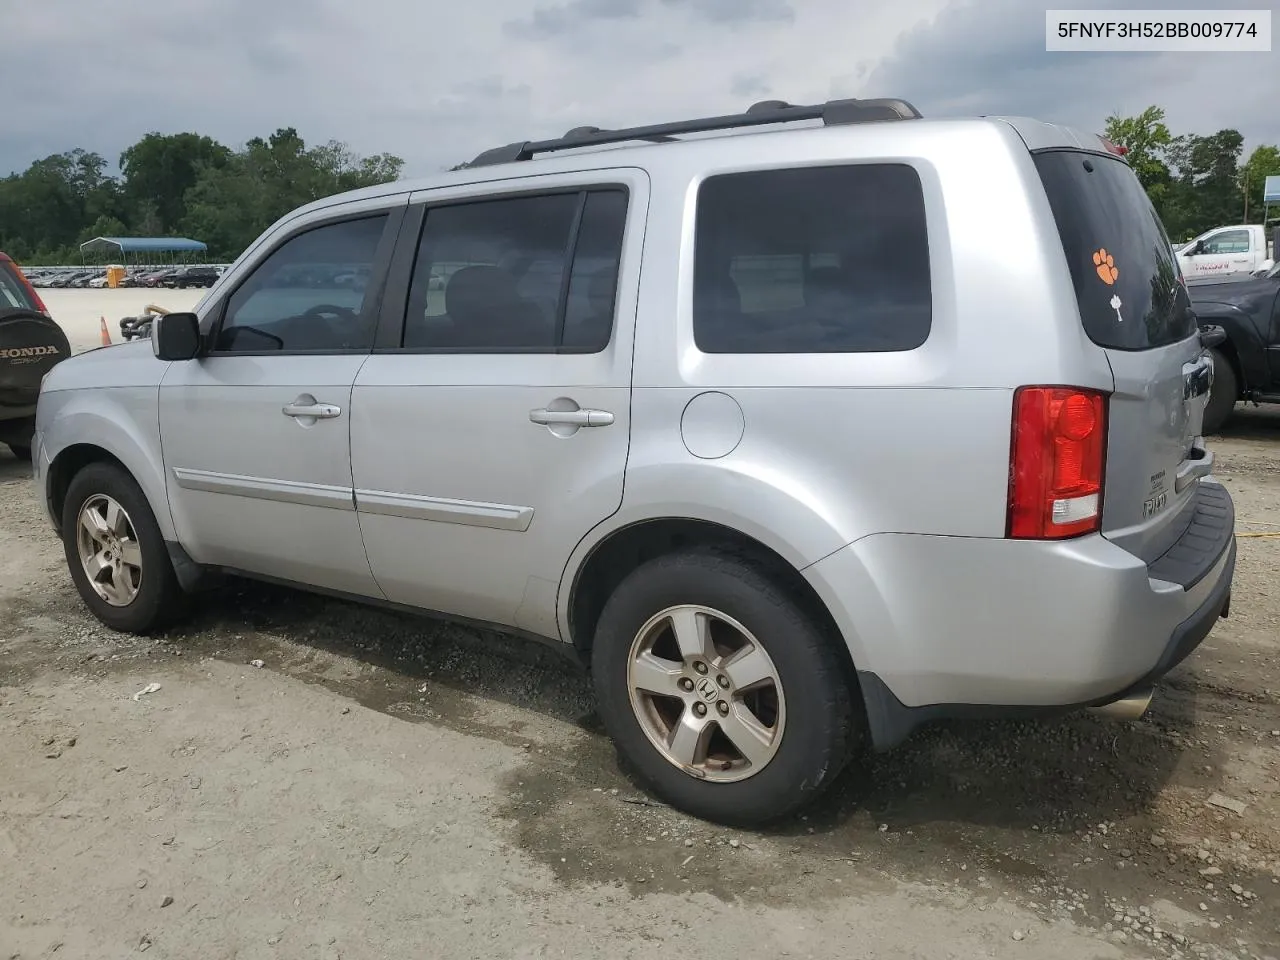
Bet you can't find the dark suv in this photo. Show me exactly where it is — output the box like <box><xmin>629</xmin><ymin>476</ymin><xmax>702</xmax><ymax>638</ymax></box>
<box><xmin>166</xmin><ymin>265</ymin><xmax>222</xmax><ymax>289</ymax></box>
<box><xmin>1</xmin><ymin>254</ymin><xmax>69</xmax><ymax>459</ymax></box>
<box><xmin>1189</xmin><ymin>259</ymin><xmax>1280</xmax><ymax>432</ymax></box>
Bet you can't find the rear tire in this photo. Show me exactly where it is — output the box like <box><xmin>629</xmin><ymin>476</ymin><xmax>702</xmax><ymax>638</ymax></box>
<box><xmin>7</xmin><ymin>444</ymin><xmax>31</xmax><ymax>461</ymax></box>
<box><xmin>61</xmin><ymin>461</ymin><xmax>189</xmax><ymax>633</ymax></box>
<box><xmin>590</xmin><ymin>548</ymin><xmax>858</xmax><ymax>826</ymax></box>
<box><xmin>1203</xmin><ymin>348</ymin><xmax>1238</xmax><ymax>435</ymax></box>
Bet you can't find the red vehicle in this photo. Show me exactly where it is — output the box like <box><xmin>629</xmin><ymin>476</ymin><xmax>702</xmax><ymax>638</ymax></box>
<box><xmin>1</xmin><ymin>253</ymin><xmax>70</xmax><ymax>460</ymax></box>
<box><xmin>0</xmin><ymin>253</ymin><xmax>49</xmax><ymax>315</ymax></box>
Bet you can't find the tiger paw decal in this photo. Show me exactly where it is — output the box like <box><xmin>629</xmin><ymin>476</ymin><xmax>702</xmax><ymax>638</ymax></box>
<box><xmin>1092</xmin><ymin>248</ymin><xmax>1118</xmax><ymax>285</ymax></box>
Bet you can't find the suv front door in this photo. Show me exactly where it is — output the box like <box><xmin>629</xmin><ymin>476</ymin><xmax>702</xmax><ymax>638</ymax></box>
<box><xmin>350</xmin><ymin>173</ymin><xmax>646</xmax><ymax>636</ymax></box>
<box><xmin>159</xmin><ymin>199</ymin><xmax>405</xmax><ymax>595</ymax></box>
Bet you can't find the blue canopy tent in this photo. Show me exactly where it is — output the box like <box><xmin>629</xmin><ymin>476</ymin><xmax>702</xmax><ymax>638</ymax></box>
<box><xmin>79</xmin><ymin>236</ymin><xmax>209</xmax><ymax>269</ymax></box>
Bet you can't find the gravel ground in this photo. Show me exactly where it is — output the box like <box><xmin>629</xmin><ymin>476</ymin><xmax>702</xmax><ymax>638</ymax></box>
<box><xmin>1</xmin><ymin>382</ymin><xmax>1278</xmax><ymax>958</ymax></box>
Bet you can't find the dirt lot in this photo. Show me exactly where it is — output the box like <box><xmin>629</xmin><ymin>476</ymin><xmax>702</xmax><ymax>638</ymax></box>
<box><xmin>36</xmin><ymin>289</ymin><xmax>207</xmax><ymax>354</ymax></box>
<box><xmin>2</xmin><ymin>403</ymin><xmax>1278</xmax><ymax>960</ymax></box>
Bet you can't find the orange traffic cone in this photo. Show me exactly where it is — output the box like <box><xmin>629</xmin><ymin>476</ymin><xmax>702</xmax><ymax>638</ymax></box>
<box><xmin>99</xmin><ymin>316</ymin><xmax>112</xmax><ymax>346</ymax></box>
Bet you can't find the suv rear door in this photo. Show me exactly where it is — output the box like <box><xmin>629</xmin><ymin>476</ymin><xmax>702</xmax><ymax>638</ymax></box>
<box><xmin>1033</xmin><ymin>148</ymin><xmax>1213</xmax><ymax>563</ymax></box>
<box><xmin>350</xmin><ymin>171</ymin><xmax>646</xmax><ymax>637</ymax></box>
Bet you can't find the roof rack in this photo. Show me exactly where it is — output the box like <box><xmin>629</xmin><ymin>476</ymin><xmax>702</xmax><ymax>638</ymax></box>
<box><xmin>466</xmin><ymin>97</ymin><xmax>922</xmax><ymax>168</ymax></box>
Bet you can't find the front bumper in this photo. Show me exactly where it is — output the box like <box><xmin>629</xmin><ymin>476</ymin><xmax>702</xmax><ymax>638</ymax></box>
<box><xmin>804</xmin><ymin>480</ymin><xmax>1237</xmax><ymax>750</ymax></box>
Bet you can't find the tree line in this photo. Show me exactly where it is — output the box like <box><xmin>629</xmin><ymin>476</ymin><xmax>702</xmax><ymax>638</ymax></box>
<box><xmin>0</xmin><ymin>129</ymin><xmax>403</xmax><ymax>264</ymax></box>
<box><xmin>1104</xmin><ymin>105</ymin><xmax>1279</xmax><ymax>242</ymax></box>
<box><xmin>2</xmin><ymin>106</ymin><xmax>1277</xmax><ymax>266</ymax></box>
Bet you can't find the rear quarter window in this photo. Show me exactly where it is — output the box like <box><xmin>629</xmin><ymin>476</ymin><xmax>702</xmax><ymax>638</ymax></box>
<box><xmin>0</xmin><ymin>263</ymin><xmax>39</xmax><ymax>311</ymax></box>
<box><xmin>692</xmin><ymin>163</ymin><xmax>932</xmax><ymax>353</ymax></box>
<box><xmin>1033</xmin><ymin>150</ymin><xmax>1195</xmax><ymax>351</ymax></box>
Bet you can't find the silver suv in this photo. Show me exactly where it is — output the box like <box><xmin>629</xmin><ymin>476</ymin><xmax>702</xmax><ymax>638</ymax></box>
<box><xmin>33</xmin><ymin>99</ymin><xmax>1236</xmax><ymax>826</ymax></box>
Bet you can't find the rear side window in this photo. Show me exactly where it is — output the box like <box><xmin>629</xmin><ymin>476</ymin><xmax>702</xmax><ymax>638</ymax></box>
<box><xmin>692</xmin><ymin>164</ymin><xmax>932</xmax><ymax>354</ymax></box>
<box><xmin>1033</xmin><ymin>150</ymin><xmax>1195</xmax><ymax>351</ymax></box>
<box><xmin>0</xmin><ymin>263</ymin><xmax>39</xmax><ymax>312</ymax></box>
<box><xmin>401</xmin><ymin>187</ymin><xmax>628</xmax><ymax>353</ymax></box>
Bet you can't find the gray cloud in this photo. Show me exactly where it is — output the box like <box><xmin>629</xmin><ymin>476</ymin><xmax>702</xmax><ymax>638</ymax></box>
<box><xmin>866</xmin><ymin>0</ymin><xmax>1280</xmax><ymax>153</ymax></box>
<box><xmin>4</xmin><ymin>0</ymin><xmax>1275</xmax><ymax>184</ymax></box>
<box><xmin>731</xmin><ymin>74</ymin><xmax>772</xmax><ymax>98</ymax></box>
<box><xmin>661</xmin><ymin>0</ymin><xmax>794</xmax><ymax>25</ymax></box>
<box><xmin>503</xmin><ymin>0</ymin><xmax>643</xmax><ymax>39</ymax></box>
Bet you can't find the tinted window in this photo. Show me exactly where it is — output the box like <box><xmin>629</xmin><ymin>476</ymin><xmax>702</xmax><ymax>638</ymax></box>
<box><xmin>562</xmin><ymin>190</ymin><xmax>628</xmax><ymax>352</ymax></box>
<box><xmin>692</xmin><ymin>164</ymin><xmax>932</xmax><ymax>354</ymax></box>
<box><xmin>216</xmin><ymin>215</ymin><xmax>387</xmax><ymax>353</ymax></box>
<box><xmin>0</xmin><ymin>263</ymin><xmax>39</xmax><ymax>311</ymax></box>
<box><xmin>1034</xmin><ymin>151</ymin><xmax>1195</xmax><ymax>351</ymax></box>
<box><xmin>402</xmin><ymin>188</ymin><xmax>627</xmax><ymax>352</ymax></box>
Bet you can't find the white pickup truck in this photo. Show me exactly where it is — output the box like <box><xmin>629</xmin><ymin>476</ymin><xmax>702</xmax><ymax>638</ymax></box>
<box><xmin>1175</xmin><ymin>224</ymin><xmax>1274</xmax><ymax>280</ymax></box>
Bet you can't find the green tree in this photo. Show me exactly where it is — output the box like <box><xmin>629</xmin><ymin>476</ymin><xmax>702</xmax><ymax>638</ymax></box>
<box><xmin>119</xmin><ymin>132</ymin><xmax>232</xmax><ymax>234</ymax></box>
<box><xmin>0</xmin><ymin>149</ymin><xmax>116</xmax><ymax>257</ymax></box>
<box><xmin>1</xmin><ymin>129</ymin><xmax>401</xmax><ymax>264</ymax></box>
<box><xmin>1240</xmin><ymin>145</ymin><xmax>1280</xmax><ymax>222</ymax></box>
<box><xmin>182</xmin><ymin>128</ymin><xmax>403</xmax><ymax>259</ymax></box>
<box><xmin>1160</xmin><ymin>129</ymin><xmax>1245</xmax><ymax>239</ymax></box>
<box><xmin>1104</xmin><ymin>106</ymin><xmax>1172</xmax><ymax>190</ymax></box>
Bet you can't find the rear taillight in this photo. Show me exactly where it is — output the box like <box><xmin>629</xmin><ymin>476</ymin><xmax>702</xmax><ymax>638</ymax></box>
<box><xmin>1098</xmin><ymin>136</ymin><xmax>1129</xmax><ymax>157</ymax></box>
<box><xmin>1007</xmin><ymin>386</ymin><xmax>1108</xmax><ymax>539</ymax></box>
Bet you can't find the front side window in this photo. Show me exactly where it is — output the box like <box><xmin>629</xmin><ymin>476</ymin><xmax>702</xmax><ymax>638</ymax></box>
<box><xmin>402</xmin><ymin>187</ymin><xmax>629</xmax><ymax>353</ymax></box>
<box><xmin>692</xmin><ymin>164</ymin><xmax>933</xmax><ymax>354</ymax></box>
<box><xmin>1201</xmin><ymin>230</ymin><xmax>1250</xmax><ymax>255</ymax></box>
<box><xmin>215</xmin><ymin>215</ymin><xmax>388</xmax><ymax>353</ymax></box>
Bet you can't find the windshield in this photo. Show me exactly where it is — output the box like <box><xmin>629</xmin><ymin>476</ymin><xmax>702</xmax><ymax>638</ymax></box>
<box><xmin>0</xmin><ymin>262</ymin><xmax>40</xmax><ymax>312</ymax></box>
<box><xmin>1033</xmin><ymin>150</ymin><xmax>1196</xmax><ymax>351</ymax></box>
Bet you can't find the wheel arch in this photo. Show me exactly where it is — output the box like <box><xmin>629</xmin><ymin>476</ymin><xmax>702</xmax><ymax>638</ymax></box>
<box><xmin>43</xmin><ymin>404</ymin><xmax>174</xmax><ymax>542</ymax></box>
<box><xmin>1197</xmin><ymin>307</ymin><xmax>1266</xmax><ymax>392</ymax></box>
<box><xmin>562</xmin><ymin>516</ymin><xmax>856</xmax><ymax>680</ymax></box>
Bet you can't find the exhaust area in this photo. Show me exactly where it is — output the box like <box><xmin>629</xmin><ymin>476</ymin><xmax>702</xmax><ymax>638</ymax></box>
<box><xmin>1087</xmin><ymin>686</ymin><xmax>1154</xmax><ymax>721</ymax></box>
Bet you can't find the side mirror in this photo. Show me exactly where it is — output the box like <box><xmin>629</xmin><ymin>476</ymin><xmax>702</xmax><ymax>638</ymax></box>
<box><xmin>151</xmin><ymin>312</ymin><xmax>202</xmax><ymax>361</ymax></box>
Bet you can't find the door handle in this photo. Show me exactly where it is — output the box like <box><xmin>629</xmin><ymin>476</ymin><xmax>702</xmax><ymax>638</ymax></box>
<box><xmin>283</xmin><ymin>402</ymin><xmax>342</xmax><ymax>419</ymax></box>
<box><xmin>529</xmin><ymin>408</ymin><xmax>614</xmax><ymax>427</ymax></box>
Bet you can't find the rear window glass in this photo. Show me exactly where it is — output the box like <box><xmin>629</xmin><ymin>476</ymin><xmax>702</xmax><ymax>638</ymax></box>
<box><xmin>0</xmin><ymin>263</ymin><xmax>39</xmax><ymax>311</ymax></box>
<box><xmin>1033</xmin><ymin>150</ymin><xmax>1195</xmax><ymax>351</ymax></box>
<box><xmin>692</xmin><ymin>164</ymin><xmax>932</xmax><ymax>353</ymax></box>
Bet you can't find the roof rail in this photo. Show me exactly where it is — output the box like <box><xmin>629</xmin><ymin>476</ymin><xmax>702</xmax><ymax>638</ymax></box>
<box><xmin>466</xmin><ymin>97</ymin><xmax>922</xmax><ymax>168</ymax></box>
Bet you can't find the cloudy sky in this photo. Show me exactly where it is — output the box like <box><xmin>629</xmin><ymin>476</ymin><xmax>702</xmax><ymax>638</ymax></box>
<box><xmin>6</xmin><ymin>0</ymin><xmax>1277</xmax><ymax>177</ymax></box>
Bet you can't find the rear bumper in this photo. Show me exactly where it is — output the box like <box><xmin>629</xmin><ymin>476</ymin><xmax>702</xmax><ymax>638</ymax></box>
<box><xmin>804</xmin><ymin>480</ymin><xmax>1236</xmax><ymax>749</ymax></box>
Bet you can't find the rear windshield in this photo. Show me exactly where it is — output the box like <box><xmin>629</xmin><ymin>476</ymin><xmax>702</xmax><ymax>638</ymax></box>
<box><xmin>1033</xmin><ymin>150</ymin><xmax>1195</xmax><ymax>351</ymax></box>
<box><xmin>0</xmin><ymin>262</ymin><xmax>39</xmax><ymax>312</ymax></box>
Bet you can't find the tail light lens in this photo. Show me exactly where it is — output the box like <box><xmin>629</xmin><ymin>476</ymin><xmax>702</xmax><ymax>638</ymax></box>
<box><xmin>1007</xmin><ymin>386</ymin><xmax>1108</xmax><ymax>539</ymax></box>
<box><xmin>1099</xmin><ymin>136</ymin><xmax>1129</xmax><ymax>157</ymax></box>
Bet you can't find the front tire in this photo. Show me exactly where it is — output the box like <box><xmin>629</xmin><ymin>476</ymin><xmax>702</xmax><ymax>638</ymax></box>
<box><xmin>1203</xmin><ymin>348</ymin><xmax>1238</xmax><ymax>435</ymax></box>
<box><xmin>590</xmin><ymin>548</ymin><xmax>858</xmax><ymax>826</ymax></box>
<box><xmin>61</xmin><ymin>462</ymin><xmax>189</xmax><ymax>633</ymax></box>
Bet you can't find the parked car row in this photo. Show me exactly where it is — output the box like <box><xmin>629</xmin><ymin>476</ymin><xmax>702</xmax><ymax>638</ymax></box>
<box><xmin>23</xmin><ymin>265</ymin><xmax>228</xmax><ymax>290</ymax></box>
